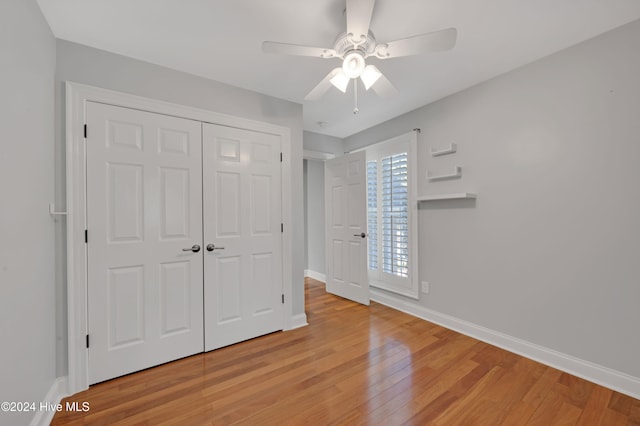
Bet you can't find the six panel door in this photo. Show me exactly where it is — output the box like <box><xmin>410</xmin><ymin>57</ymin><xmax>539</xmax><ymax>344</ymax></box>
<box><xmin>86</xmin><ymin>102</ymin><xmax>204</xmax><ymax>384</ymax></box>
<box><xmin>324</xmin><ymin>151</ymin><xmax>369</xmax><ymax>305</ymax></box>
<box><xmin>202</xmin><ymin>123</ymin><xmax>284</xmax><ymax>351</ymax></box>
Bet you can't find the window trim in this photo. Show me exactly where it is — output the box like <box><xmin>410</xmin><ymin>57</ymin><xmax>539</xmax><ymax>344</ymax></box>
<box><xmin>364</xmin><ymin>132</ymin><xmax>419</xmax><ymax>299</ymax></box>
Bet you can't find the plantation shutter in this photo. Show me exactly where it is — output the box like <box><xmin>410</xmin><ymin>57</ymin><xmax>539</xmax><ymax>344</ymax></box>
<box><xmin>367</xmin><ymin>160</ymin><xmax>378</xmax><ymax>270</ymax></box>
<box><xmin>381</xmin><ymin>153</ymin><xmax>409</xmax><ymax>277</ymax></box>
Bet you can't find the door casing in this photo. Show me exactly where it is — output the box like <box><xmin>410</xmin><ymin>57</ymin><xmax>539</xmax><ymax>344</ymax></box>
<box><xmin>65</xmin><ymin>82</ymin><xmax>295</xmax><ymax>395</ymax></box>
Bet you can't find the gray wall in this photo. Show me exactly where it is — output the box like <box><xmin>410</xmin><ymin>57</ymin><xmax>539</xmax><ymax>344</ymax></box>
<box><xmin>55</xmin><ymin>40</ymin><xmax>305</xmax><ymax>376</ymax></box>
<box><xmin>305</xmin><ymin>160</ymin><xmax>326</xmax><ymax>275</ymax></box>
<box><xmin>0</xmin><ymin>0</ymin><xmax>57</xmax><ymax>424</ymax></box>
<box><xmin>303</xmin><ymin>131</ymin><xmax>344</xmax><ymax>156</ymax></box>
<box><xmin>303</xmin><ymin>160</ymin><xmax>308</xmax><ymax>269</ymax></box>
<box><xmin>344</xmin><ymin>20</ymin><xmax>640</xmax><ymax>379</ymax></box>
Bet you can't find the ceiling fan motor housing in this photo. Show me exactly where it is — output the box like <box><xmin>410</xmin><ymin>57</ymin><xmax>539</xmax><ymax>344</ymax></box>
<box><xmin>333</xmin><ymin>31</ymin><xmax>377</xmax><ymax>58</ymax></box>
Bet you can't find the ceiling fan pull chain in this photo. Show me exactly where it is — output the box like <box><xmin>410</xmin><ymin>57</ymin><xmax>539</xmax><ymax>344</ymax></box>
<box><xmin>353</xmin><ymin>80</ymin><xmax>359</xmax><ymax>115</ymax></box>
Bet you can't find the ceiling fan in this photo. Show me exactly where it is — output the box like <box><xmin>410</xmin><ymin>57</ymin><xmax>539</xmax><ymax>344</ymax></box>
<box><xmin>262</xmin><ymin>0</ymin><xmax>457</xmax><ymax>104</ymax></box>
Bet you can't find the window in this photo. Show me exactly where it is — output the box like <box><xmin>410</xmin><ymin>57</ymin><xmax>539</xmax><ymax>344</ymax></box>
<box><xmin>365</xmin><ymin>132</ymin><xmax>418</xmax><ymax>299</ymax></box>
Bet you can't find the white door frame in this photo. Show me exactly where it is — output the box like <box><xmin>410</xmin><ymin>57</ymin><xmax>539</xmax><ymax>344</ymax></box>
<box><xmin>65</xmin><ymin>81</ymin><xmax>293</xmax><ymax>395</ymax></box>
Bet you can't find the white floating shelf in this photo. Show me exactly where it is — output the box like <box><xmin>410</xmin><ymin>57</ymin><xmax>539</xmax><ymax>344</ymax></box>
<box><xmin>417</xmin><ymin>193</ymin><xmax>477</xmax><ymax>202</ymax></box>
<box><xmin>303</xmin><ymin>149</ymin><xmax>336</xmax><ymax>161</ymax></box>
<box><xmin>427</xmin><ymin>166</ymin><xmax>462</xmax><ymax>181</ymax></box>
<box><xmin>430</xmin><ymin>143</ymin><xmax>457</xmax><ymax>157</ymax></box>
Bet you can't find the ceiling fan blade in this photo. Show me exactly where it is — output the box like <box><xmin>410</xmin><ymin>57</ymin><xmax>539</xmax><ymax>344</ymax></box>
<box><xmin>374</xmin><ymin>28</ymin><xmax>457</xmax><ymax>59</ymax></box>
<box><xmin>346</xmin><ymin>0</ymin><xmax>375</xmax><ymax>44</ymax></box>
<box><xmin>262</xmin><ymin>41</ymin><xmax>337</xmax><ymax>58</ymax></box>
<box><xmin>305</xmin><ymin>68</ymin><xmax>343</xmax><ymax>101</ymax></box>
<box><xmin>371</xmin><ymin>72</ymin><xmax>398</xmax><ymax>98</ymax></box>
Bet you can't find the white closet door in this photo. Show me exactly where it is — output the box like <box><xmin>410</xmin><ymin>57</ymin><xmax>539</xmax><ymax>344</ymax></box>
<box><xmin>86</xmin><ymin>102</ymin><xmax>204</xmax><ymax>384</ymax></box>
<box><xmin>325</xmin><ymin>152</ymin><xmax>369</xmax><ymax>305</ymax></box>
<box><xmin>203</xmin><ymin>123</ymin><xmax>283</xmax><ymax>351</ymax></box>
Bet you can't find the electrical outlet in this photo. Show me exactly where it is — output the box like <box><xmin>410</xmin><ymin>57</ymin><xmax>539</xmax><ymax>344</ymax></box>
<box><xmin>421</xmin><ymin>281</ymin><xmax>430</xmax><ymax>294</ymax></box>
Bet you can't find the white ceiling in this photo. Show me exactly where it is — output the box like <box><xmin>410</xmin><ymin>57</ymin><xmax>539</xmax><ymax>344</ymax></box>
<box><xmin>37</xmin><ymin>0</ymin><xmax>640</xmax><ymax>138</ymax></box>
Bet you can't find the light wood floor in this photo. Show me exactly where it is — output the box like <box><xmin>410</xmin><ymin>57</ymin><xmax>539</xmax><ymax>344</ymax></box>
<box><xmin>53</xmin><ymin>278</ymin><xmax>640</xmax><ymax>425</ymax></box>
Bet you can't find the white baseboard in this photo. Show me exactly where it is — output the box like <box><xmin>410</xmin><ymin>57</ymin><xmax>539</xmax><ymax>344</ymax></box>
<box><xmin>30</xmin><ymin>376</ymin><xmax>68</xmax><ymax>426</ymax></box>
<box><xmin>289</xmin><ymin>313</ymin><xmax>308</xmax><ymax>330</ymax></box>
<box><xmin>371</xmin><ymin>289</ymin><xmax>640</xmax><ymax>400</ymax></box>
<box><xmin>304</xmin><ymin>269</ymin><xmax>326</xmax><ymax>283</ymax></box>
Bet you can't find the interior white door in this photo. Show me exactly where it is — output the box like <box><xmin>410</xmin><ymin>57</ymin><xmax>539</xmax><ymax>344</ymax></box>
<box><xmin>202</xmin><ymin>123</ymin><xmax>283</xmax><ymax>351</ymax></box>
<box><xmin>325</xmin><ymin>152</ymin><xmax>369</xmax><ymax>305</ymax></box>
<box><xmin>86</xmin><ymin>102</ymin><xmax>204</xmax><ymax>384</ymax></box>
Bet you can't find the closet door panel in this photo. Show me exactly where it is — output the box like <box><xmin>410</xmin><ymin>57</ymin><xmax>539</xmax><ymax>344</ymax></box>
<box><xmin>203</xmin><ymin>123</ymin><xmax>283</xmax><ymax>351</ymax></box>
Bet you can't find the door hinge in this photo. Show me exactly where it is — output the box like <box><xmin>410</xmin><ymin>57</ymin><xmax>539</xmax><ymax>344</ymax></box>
<box><xmin>86</xmin><ymin>334</ymin><xmax>90</xmax><ymax>348</ymax></box>
<box><xmin>84</xmin><ymin>124</ymin><xmax>87</xmax><ymax>139</ymax></box>
<box><xmin>280</xmin><ymin>152</ymin><xmax>283</xmax><ymax>162</ymax></box>
<box><xmin>281</xmin><ymin>223</ymin><xmax>284</xmax><ymax>233</ymax></box>
<box><xmin>282</xmin><ymin>294</ymin><xmax>284</xmax><ymax>304</ymax></box>
<box><xmin>85</xmin><ymin>229</ymin><xmax>88</xmax><ymax>243</ymax></box>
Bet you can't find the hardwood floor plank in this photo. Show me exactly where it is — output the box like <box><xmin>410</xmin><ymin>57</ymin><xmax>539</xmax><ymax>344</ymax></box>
<box><xmin>280</xmin><ymin>338</ymin><xmax>421</xmax><ymax>424</ymax></box>
<box><xmin>361</xmin><ymin>343</ymin><xmax>484</xmax><ymax>424</ymax></box>
<box><xmin>526</xmin><ymin>390</ymin><xmax>566</xmax><ymax>425</ymax></box>
<box><xmin>500</xmin><ymin>400</ymin><xmax>538</xmax><ymax>425</ymax></box>
<box><xmin>609</xmin><ymin>390</ymin><xmax>634</xmax><ymax>416</ymax></box>
<box><xmin>557</xmin><ymin>372</ymin><xmax>594</xmax><ymax>409</ymax></box>
<box><xmin>52</xmin><ymin>278</ymin><xmax>640</xmax><ymax>425</ymax></box>
<box><xmin>430</xmin><ymin>365</ymin><xmax>507</xmax><ymax>425</ymax></box>
<box><xmin>576</xmin><ymin>386</ymin><xmax>613</xmax><ymax>425</ymax></box>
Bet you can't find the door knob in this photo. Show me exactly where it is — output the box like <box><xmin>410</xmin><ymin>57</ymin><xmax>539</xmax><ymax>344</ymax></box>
<box><xmin>353</xmin><ymin>232</ymin><xmax>366</xmax><ymax>238</ymax></box>
<box><xmin>206</xmin><ymin>244</ymin><xmax>225</xmax><ymax>252</ymax></box>
<box><xmin>183</xmin><ymin>244</ymin><xmax>201</xmax><ymax>253</ymax></box>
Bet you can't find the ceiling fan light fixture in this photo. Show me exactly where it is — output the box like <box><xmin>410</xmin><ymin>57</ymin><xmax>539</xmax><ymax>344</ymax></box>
<box><xmin>329</xmin><ymin>69</ymin><xmax>350</xmax><ymax>93</ymax></box>
<box><xmin>342</xmin><ymin>51</ymin><xmax>366</xmax><ymax>78</ymax></box>
<box><xmin>360</xmin><ymin>65</ymin><xmax>382</xmax><ymax>90</ymax></box>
